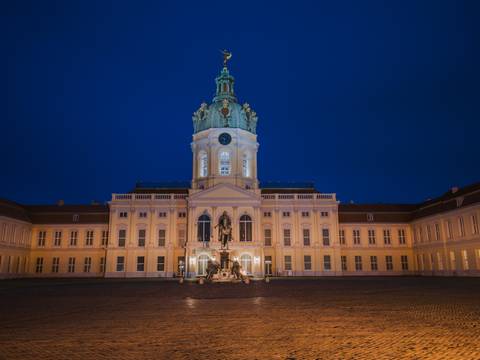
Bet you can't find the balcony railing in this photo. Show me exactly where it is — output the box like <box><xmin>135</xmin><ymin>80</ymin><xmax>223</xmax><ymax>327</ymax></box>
<box><xmin>261</xmin><ymin>193</ymin><xmax>336</xmax><ymax>201</ymax></box>
<box><xmin>113</xmin><ymin>193</ymin><xmax>188</xmax><ymax>201</ymax></box>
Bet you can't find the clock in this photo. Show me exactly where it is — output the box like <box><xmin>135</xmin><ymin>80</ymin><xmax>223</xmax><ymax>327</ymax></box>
<box><xmin>218</xmin><ymin>132</ymin><xmax>232</xmax><ymax>145</ymax></box>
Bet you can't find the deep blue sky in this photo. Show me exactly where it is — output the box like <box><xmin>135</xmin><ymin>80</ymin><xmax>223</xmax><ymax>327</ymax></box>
<box><xmin>2</xmin><ymin>0</ymin><xmax>479</xmax><ymax>205</ymax></box>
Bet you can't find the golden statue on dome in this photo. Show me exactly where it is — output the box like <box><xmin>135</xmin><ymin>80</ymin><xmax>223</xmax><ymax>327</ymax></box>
<box><xmin>221</xmin><ymin>49</ymin><xmax>232</xmax><ymax>67</ymax></box>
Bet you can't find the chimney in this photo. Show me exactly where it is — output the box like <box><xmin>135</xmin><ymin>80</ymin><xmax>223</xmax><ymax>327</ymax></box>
<box><xmin>451</xmin><ymin>186</ymin><xmax>459</xmax><ymax>194</ymax></box>
<box><xmin>57</xmin><ymin>199</ymin><xmax>65</xmax><ymax>206</ymax></box>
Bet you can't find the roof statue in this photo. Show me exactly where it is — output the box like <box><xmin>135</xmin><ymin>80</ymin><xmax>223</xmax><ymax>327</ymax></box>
<box><xmin>221</xmin><ymin>49</ymin><xmax>232</xmax><ymax>67</ymax></box>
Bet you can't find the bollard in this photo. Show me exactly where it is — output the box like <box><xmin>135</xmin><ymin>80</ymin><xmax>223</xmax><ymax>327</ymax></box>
<box><xmin>198</xmin><ymin>277</ymin><xmax>204</xmax><ymax>285</ymax></box>
<box><xmin>265</xmin><ymin>276</ymin><xmax>270</xmax><ymax>283</ymax></box>
<box><xmin>179</xmin><ymin>277</ymin><xmax>184</xmax><ymax>284</ymax></box>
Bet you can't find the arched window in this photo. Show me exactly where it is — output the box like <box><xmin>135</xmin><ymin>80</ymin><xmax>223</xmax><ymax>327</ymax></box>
<box><xmin>219</xmin><ymin>151</ymin><xmax>231</xmax><ymax>176</ymax></box>
<box><xmin>199</xmin><ymin>151</ymin><xmax>208</xmax><ymax>177</ymax></box>
<box><xmin>240</xmin><ymin>254</ymin><xmax>252</xmax><ymax>274</ymax></box>
<box><xmin>197</xmin><ymin>214</ymin><xmax>211</xmax><ymax>242</ymax></box>
<box><xmin>198</xmin><ymin>254</ymin><xmax>209</xmax><ymax>275</ymax></box>
<box><xmin>242</xmin><ymin>153</ymin><xmax>250</xmax><ymax>177</ymax></box>
<box><xmin>239</xmin><ymin>214</ymin><xmax>252</xmax><ymax>242</ymax></box>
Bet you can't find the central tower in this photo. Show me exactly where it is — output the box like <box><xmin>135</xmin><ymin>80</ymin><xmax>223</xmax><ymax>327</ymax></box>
<box><xmin>191</xmin><ymin>53</ymin><xmax>259</xmax><ymax>190</ymax></box>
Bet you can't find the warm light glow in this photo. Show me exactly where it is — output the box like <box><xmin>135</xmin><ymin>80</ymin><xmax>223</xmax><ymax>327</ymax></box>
<box><xmin>254</xmin><ymin>256</ymin><xmax>260</xmax><ymax>264</ymax></box>
<box><xmin>189</xmin><ymin>256</ymin><xmax>196</xmax><ymax>265</ymax></box>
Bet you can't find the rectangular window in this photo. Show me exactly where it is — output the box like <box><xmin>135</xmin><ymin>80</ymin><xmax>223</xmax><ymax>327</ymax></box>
<box><xmin>353</xmin><ymin>230</ymin><xmax>361</xmax><ymax>245</ymax></box>
<box><xmin>401</xmin><ymin>255</ymin><xmax>409</xmax><ymax>270</ymax></box>
<box><xmin>116</xmin><ymin>256</ymin><xmax>125</xmax><ymax>272</ymax></box>
<box><xmin>137</xmin><ymin>256</ymin><xmax>145</xmax><ymax>272</ymax></box>
<box><xmin>101</xmin><ymin>230</ymin><xmax>109</xmax><ymax>246</ymax></box>
<box><xmin>158</xmin><ymin>229</ymin><xmax>166</xmax><ymax>247</ymax></box>
<box><xmin>157</xmin><ymin>256</ymin><xmax>165</xmax><ymax>271</ymax></box>
<box><xmin>383</xmin><ymin>229</ymin><xmax>391</xmax><ymax>245</ymax></box>
<box><xmin>355</xmin><ymin>256</ymin><xmax>362</xmax><ymax>271</ymax></box>
<box><xmin>435</xmin><ymin>223</ymin><xmax>441</xmax><ymax>241</ymax></box>
<box><xmin>301</xmin><ymin>211</ymin><xmax>310</xmax><ymax>217</ymax></box>
<box><xmin>52</xmin><ymin>257</ymin><xmax>60</xmax><ymax>273</ymax></box>
<box><xmin>158</xmin><ymin>212</ymin><xmax>167</xmax><ymax>218</ymax></box>
<box><xmin>54</xmin><ymin>231</ymin><xmax>62</xmax><ymax>247</ymax></box>
<box><xmin>430</xmin><ymin>253</ymin><xmax>435</xmax><ymax>271</ymax></box>
<box><xmin>341</xmin><ymin>256</ymin><xmax>347</xmax><ymax>271</ymax></box>
<box><xmin>84</xmin><ymin>257</ymin><xmax>92</xmax><ymax>272</ymax></box>
<box><xmin>323</xmin><ymin>255</ymin><xmax>331</xmax><ymax>271</ymax></box>
<box><xmin>386</xmin><ymin>255</ymin><xmax>393</xmax><ymax>271</ymax></box>
<box><xmin>461</xmin><ymin>250</ymin><xmax>469</xmax><ymax>270</ymax></box>
<box><xmin>437</xmin><ymin>252</ymin><xmax>444</xmax><ymax>270</ymax></box>
<box><xmin>282</xmin><ymin>211</ymin><xmax>290</xmax><ymax>218</ymax></box>
<box><xmin>459</xmin><ymin>217</ymin><xmax>466</xmax><ymax>237</ymax></box>
<box><xmin>70</xmin><ymin>231</ymin><xmax>78</xmax><ymax>246</ymax></box>
<box><xmin>446</xmin><ymin>221</ymin><xmax>453</xmax><ymax>239</ymax></box>
<box><xmin>85</xmin><ymin>230</ymin><xmax>94</xmax><ymax>246</ymax></box>
<box><xmin>303</xmin><ymin>228</ymin><xmax>310</xmax><ymax>246</ymax></box>
<box><xmin>321</xmin><ymin>211</ymin><xmax>329</xmax><ymax>217</ymax></box>
<box><xmin>118</xmin><ymin>229</ymin><xmax>126</xmax><ymax>247</ymax></box>
<box><xmin>284</xmin><ymin>255</ymin><xmax>292</xmax><ymax>271</ymax></box>
<box><xmin>38</xmin><ymin>231</ymin><xmax>46</xmax><ymax>247</ymax></box>
<box><xmin>35</xmin><ymin>257</ymin><xmax>43</xmax><ymax>273</ymax></box>
<box><xmin>119</xmin><ymin>211</ymin><xmax>128</xmax><ymax>218</ymax></box>
<box><xmin>178</xmin><ymin>212</ymin><xmax>187</xmax><ymax>218</ymax></box>
<box><xmin>370</xmin><ymin>256</ymin><xmax>378</xmax><ymax>271</ymax></box>
<box><xmin>426</xmin><ymin>225</ymin><xmax>432</xmax><ymax>242</ymax></box>
<box><xmin>283</xmin><ymin>229</ymin><xmax>291</xmax><ymax>246</ymax></box>
<box><xmin>339</xmin><ymin>229</ymin><xmax>345</xmax><ymax>245</ymax></box>
<box><xmin>322</xmin><ymin>229</ymin><xmax>330</xmax><ymax>246</ymax></box>
<box><xmin>264</xmin><ymin>228</ymin><xmax>272</xmax><ymax>246</ymax></box>
<box><xmin>398</xmin><ymin>229</ymin><xmax>406</xmax><ymax>245</ymax></box>
<box><xmin>138</xmin><ymin>229</ymin><xmax>146</xmax><ymax>247</ymax></box>
<box><xmin>472</xmin><ymin>214</ymin><xmax>479</xmax><ymax>235</ymax></box>
<box><xmin>419</xmin><ymin>227</ymin><xmax>424</xmax><ymax>242</ymax></box>
<box><xmin>368</xmin><ymin>229</ymin><xmax>376</xmax><ymax>245</ymax></box>
<box><xmin>304</xmin><ymin>255</ymin><xmax>312</xmax><ymax>270</ymax></box>
<box><xmin>68</xmin><ymin>257</ymin><xmax>76</xmax><ymax>273</ymax></box>
<box><xmin>178</xmin><ymin>228</ymin><xmax>186</xmax><ymax>247</ymax></box>
<box><xmin>263</xmin><ymin>211</ymin><xmax>272</xmax><ymax>217</ymax></box>
<box><xmin>139</xmin><ymin>211</ymin><xmax>147</xmax><ymax>218</ymax></box>
<box><xmin>100</xmin><ymin>257</ymin><xmax>105</xmax><ymax>273</ymax></box>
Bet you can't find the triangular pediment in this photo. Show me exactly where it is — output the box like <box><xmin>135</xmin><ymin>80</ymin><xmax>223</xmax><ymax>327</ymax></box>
<box><xmin>189</xmin><ymin>183</ymin><xmax>260</xmax><ymax>204</ymax></box>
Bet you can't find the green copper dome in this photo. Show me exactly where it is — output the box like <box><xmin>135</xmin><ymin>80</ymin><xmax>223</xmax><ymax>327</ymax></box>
<box><xmin>192</xmin><ymin>66</ymin><xmax>258</xmax><ymax>134</ymax></box>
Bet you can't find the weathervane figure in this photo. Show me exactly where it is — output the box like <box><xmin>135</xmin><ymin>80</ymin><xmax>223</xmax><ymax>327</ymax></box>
<box><xmin>221</xmin><ymin>49</ymin><xmax>232</xmax><ymax>67</ymax></box>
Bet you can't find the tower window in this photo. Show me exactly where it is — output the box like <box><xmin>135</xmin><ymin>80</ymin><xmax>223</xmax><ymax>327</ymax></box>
<box><xmin>242</xmin><ymin>153</ymin><xmax>250</xmax><ymax>177</ymax></box>
<box><xmin>219</xmin><ymin>151</ymin><xmax>231</xmax><ymax>176</ymax></box>
<box><xmin>199</xmin><ymin>151</ymin><xmax>208</xmax><ymax>177</ymax></box>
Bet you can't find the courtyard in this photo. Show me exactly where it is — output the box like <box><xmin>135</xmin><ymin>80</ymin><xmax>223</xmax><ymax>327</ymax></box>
<box><xmin>0</xmin><ymin>277</ymin><xmax>479</xmax><ymax>360</ymax></box>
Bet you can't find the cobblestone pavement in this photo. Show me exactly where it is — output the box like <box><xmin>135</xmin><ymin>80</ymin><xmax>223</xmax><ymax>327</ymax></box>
<box><xmin>0</xmin><ymin>277</ymin><xmax>479</xmax><ymax>360</ymax></box>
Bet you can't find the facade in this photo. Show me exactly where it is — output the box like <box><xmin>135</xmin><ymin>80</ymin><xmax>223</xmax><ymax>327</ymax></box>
<box><xmin>1</xmin><ymin>62</ymin><xmax>480</xmax><ymax>279</ymax></box>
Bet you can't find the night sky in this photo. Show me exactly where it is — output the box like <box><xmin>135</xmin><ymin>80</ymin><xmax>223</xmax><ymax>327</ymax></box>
<box><xmin>2</xmin><ymin>0</ymin><xmax>479</xmax><ymax>205</ymax></box>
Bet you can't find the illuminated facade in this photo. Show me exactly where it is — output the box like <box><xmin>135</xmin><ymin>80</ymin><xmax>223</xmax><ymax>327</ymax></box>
<box><xmin>1</xmin><ymin>62</ymin><xmax>480</xmax><ymax>279</ymax></box>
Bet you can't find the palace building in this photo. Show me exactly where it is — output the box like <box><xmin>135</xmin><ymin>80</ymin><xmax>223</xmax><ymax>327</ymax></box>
<box><xmin>1</xmin><ymin>59</ymin><xmax>480</xmax><ymax>279</ymax></box>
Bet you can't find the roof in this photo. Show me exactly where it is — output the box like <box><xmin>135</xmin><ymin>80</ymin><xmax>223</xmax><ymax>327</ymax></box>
<box><xmin>338</xmin><ymin>182</ymin><xmax>480</xmax><ymax>223</ymax></box>
<box><xmin>338</xmin><ymin>203</ymin><xmax>415</xmax><ymax>223</ymax></box>
<box><xmin>0</xmin><ymin>198</ymin><xmax>31</xmax><ymax>222</ymax></box>
<box><xmin>24</xmin><ymin>204</ymin><xmax>109</xmax><ymax>224</ymax></box>
<box><xmin>131</xmin><ymin>181</ymin><xmax>190</xmax><ymax>194</ymax></box>
<box><xmin>260</xmin><ymin>181</ymin><xmax>320</xmax><ymax>194</ymax></box>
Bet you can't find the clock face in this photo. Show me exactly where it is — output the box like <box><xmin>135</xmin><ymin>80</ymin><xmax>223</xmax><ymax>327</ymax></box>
<box><xmin>218</xmin><ymin>132</ymin><xmax>232</xmax><ymax>145</ymax></box>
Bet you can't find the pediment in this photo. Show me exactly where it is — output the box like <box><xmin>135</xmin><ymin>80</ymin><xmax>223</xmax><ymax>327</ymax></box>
<box><xmin>189</xmin><ymin>183</ymin><xmax>260</xmax><ymax>204</ymax></box>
